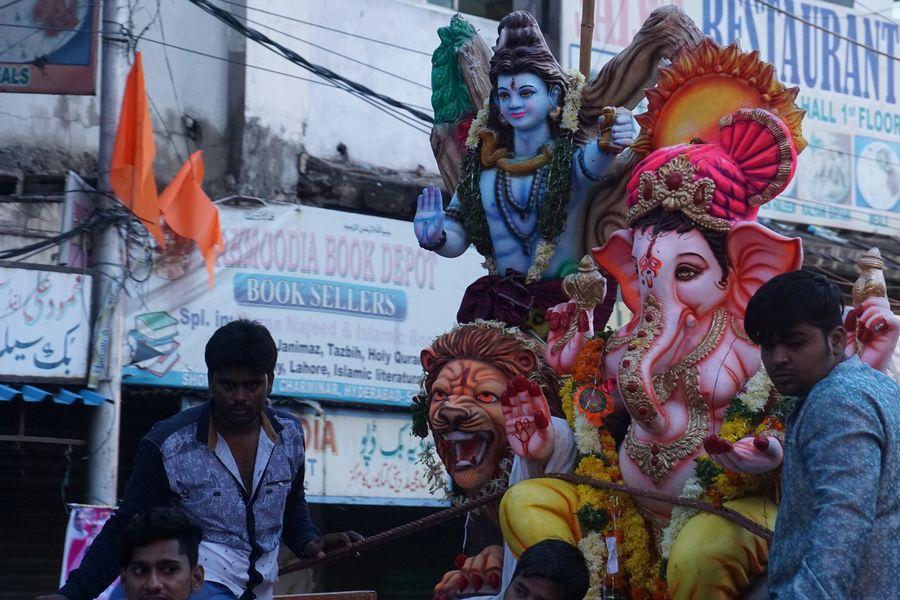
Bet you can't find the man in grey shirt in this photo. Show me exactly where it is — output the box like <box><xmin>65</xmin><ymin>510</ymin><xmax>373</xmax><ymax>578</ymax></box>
<box><xmin>743</xmin><ymin>270</ymin><xmax>899</xmax><ymax>599</ymax></box>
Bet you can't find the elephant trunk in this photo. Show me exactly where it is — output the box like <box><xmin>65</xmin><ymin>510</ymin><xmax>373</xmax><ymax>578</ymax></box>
<box><xmin>617</xmin><ymin>295</ymin><xmax>687</xmax><ymax>433</ymax></box>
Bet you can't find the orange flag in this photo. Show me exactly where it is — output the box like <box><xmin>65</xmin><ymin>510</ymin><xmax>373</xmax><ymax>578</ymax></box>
<box><xmin>109</xmin><ymin>52</ymin><xmax>164</xmax><ymax>247</ymax></box>
<box><xmin>158</xmin><ymin>151</ymin><xmax>224</xmax><ymax>286</ymax></box>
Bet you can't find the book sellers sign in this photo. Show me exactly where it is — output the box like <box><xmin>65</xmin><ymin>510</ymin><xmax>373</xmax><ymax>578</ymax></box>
<box><xmin>122</xmin><ymin>203</ymin><xmax>483</xmax><ymax>406</ymax></box>
<box><xmin>560</xmin><ymin>0</ymin><xmax>900</xmax><ymax>235</ymax></box>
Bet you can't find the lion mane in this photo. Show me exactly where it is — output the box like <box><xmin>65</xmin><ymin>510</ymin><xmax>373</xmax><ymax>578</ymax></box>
<box><xmin>420</xmin><ymin>321</ymin><xmax>562</xmax><ymax>418</ymax></box>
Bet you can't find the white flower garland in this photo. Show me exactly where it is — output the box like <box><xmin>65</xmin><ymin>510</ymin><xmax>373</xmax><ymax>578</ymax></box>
<box><xmin>562</xmin><ymin>70</ymin><xmax>586</xmax><ymax>133</ymax></box>
<box><xmin>574</xmin><ymin>409</ymin><xmax>602</xmax><ymax>455</ymax></box>
<box><xmin>658</xmin><ymin>477</ymin><xmax>704</xmax><ymax>560</ymax></box>
<box><xmin>579</xmin><ymin>531</ymin><xmax>609</xmax><ymax>597</ymax></box>
<box><xmin>740</xmin><ymin>368</ymin><xmax>774</xmax><ymax>413</ymax></box>
<box><xmin>465</xmin><ymin>97</ymin><xmax>491</xmax><ymax>149</ymax></box>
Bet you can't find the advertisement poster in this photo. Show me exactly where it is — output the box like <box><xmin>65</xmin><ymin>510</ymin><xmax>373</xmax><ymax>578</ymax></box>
<box><xmin>0</xmin><ymin>264</ymin><xmax>93</xmax><ymax>381</ymax></box>
<box><xmin>0</xmin><ymin>0</ymin><xmax>100</xmax><ymax>94</ymax></box>
<box><xmin>123</xmin><ymin>203</ymin><xmax>484</xmax><ymax>407</ymax></box>
<box><xmin>298</xmin><ymin>408</ymin><xmax>446</xmax><ymax>505</ymax></box>
<box><xmin>61</xmin><ymin>505</ymin><xmax>121</xmax><ymax>599</ymax></box>
<box><xmin>560</xmin><ymin>0</ymin><xmax>899</xmax><ymax>235</ymax></box>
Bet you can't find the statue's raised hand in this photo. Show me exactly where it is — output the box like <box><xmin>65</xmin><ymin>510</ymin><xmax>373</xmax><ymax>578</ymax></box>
<box><xmin>703</xmin><ymin>434</ymin><xmax>784</xmax><ymax>474</ymax></box>
<box><xmin>598</xmin><ymin>106</ymin><xmax>636</xmax><ymax>154</ymax></box>
<box><xmin>415</xmin><ymin>184</ymin><xmax>446</xmax><ymax>247</ymax></box>
<box><xmin>545</xmin><ymin>301</ymin><xmax>592</xmax><ymax>375</ymax></box>
<box><xmin>844</xmin><ymin>297</ymin><xmax>900</xmax><ymax>373</ymax></box>
<box><xmin>501</xmin><ymin>375</ymin><xmax>555</xmax><ymax>461</ymax></box>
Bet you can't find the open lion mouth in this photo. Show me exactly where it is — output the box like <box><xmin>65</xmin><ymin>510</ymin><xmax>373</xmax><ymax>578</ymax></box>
<box><xmin>438</xmin><ymin>430</ymin><xmax>494</xmax><ymax>471</ymax></box>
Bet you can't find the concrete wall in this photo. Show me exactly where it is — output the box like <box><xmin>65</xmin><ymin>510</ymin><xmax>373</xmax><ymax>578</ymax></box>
<box><xmin>0</xmin><ymin>0</ymin><xmax>234</xmax><ymax>193</ymax></box>
<box><xmin>240</xmin><ymin>0</ymin><xmax>497</xmax><ymax>195</ymax></box>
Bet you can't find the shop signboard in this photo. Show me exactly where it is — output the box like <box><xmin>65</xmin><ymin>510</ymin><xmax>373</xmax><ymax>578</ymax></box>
<box><xmin>0</xmin><ymin>263</ymin><xmax>93</xmax><ymax>382</ymax></box>
<box><xmin>298</xmin><ymin>407</ymin><xmax>446</xmax><ymax>506</ymax></box>
<box><xmin>123</xmin><ymin>203</ymin><xmax>483</xmax><ymax>407</ymax></box>
<box><xmin>560</xmin><ymin>0</ymin><xmax>899</xmax><ymax>235</ymax></box>
<box><xmin>0</xmin><ymin>0</ymin><xmax>100</xmax><ymax>94</ymax></box>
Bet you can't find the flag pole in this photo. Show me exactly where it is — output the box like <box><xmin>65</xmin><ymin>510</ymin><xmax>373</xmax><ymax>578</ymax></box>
<box><xmin>579</xmin><ymin>0</ymin><xmax>596</xmax><ymax>78</ymax></box>
<box><xmin>86</xmin><ymin>0</ymin><xmax>129</xmax><ymax>507</ymax></box>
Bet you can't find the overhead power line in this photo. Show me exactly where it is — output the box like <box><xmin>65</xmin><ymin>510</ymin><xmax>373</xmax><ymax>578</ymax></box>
<box><xmin>215</xmin><ymin>0</ymin><xmax>431</xmax><ymax>56</ymax></box>
<box><xmin>752</xmin><ymin>0</ymin><xmax>899</xmax><ymax>63</ymax></box>
<box><xmin>184</xmin><ymin>0</ymin><xmax>434</xmax><ymax>125</ymax></box>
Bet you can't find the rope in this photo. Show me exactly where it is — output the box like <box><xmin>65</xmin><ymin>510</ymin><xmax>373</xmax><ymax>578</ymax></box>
<box><xmin>278</xmin><ymin>472</ymin><xmax>773</xmax><ymax>574</ymax></box>
<box><xmin>280</xmin><ymin>489</ymin><xmax>505</xmax><ymax>575</ymax></box>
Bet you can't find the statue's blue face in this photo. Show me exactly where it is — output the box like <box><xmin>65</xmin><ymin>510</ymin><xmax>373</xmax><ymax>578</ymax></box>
<box><xmin>497</xmin><ymin>73</ymin><xmax>556</xmax><ymax>132</ymax></box>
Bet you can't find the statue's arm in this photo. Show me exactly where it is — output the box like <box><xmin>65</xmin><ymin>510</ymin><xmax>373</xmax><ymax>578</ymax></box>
<box><xmin>440</xmin><ymin>192</ymin><xmax>471</xmax><ymax>257</ymax></box>
<box><xmin>574</xmin><ymin>107</ymin><xmax>636</xmax><ymax>184</ymax></box>
<box><xmin>414</xmin><ymin>185</ymin><xmax>470</xmax><ymax>258</ymax></box>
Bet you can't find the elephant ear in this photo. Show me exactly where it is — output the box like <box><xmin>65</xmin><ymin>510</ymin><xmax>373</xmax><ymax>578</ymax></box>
<box><xmin>592</xmin><ymin>229</ymin><xmax>640</xmax><ymax>314</ymax></box>
<box><xmin>726</xmin><ymin>222</ymin><xmax>803</xmax><ymax>318</ymax></box>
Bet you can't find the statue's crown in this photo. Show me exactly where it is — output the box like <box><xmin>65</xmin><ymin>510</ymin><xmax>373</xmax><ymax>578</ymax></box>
<box><xmin>626</xmin><ymin>109</ymin><xmax>797</xmax><ymax>232</ymax></box>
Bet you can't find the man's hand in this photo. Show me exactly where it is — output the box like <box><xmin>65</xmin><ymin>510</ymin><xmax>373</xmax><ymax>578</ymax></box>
<box><xmin>433</xmin><ymin>545</ymin><xmax>503</xmax><ymax>600</ymax></box>
<box><xmin>501</xmin><ymin>375</ymin><xmax>555</xmax><ymax>461</ymax></box>
<box><xmin>302</xmin><ymin>531</ymin><xmax>364</xmax><ymax>559</ymax></box>
<box><xmin>703</xmin><ymin>434</ymin><xmax>784</xmax><ymax>474</ymax></box>
<box><xmin>844</xmin><ymin>297</ymin><xmax>900</xmax><ymax>372</ymax></box>
<box><xmin>414</xmin><ymin>185</ymin><xmax>446</xmax><ymax>247</ymax></box>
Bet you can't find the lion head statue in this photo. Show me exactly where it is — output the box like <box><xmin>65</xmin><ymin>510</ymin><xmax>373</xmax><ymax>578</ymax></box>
<box><xmin>418</xmin><ymin>321</ymin><xmax>562</xmax><ymax>496</ymax></box>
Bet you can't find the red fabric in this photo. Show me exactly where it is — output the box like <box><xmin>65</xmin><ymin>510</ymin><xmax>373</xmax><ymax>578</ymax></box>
<box><xmin>457</xmin><ymin>270</ymin><xmax>618</xmax><ymax>332</ymax></box>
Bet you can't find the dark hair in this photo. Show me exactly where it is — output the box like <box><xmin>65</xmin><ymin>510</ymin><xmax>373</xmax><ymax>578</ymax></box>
<box><xmin>745</xmin><ymin>270</ymin><xmax>844</xmax><ymax>345</ymax></box>
<box><xmin>632</xmin><ymin>209</ymin><xmax>731</xmax><ymax>279</ymax></box>
<box><xmin>488</xmin><ymin>12</ymin><xmax>567</xmax><ymax>150</ymax></box>
<box><xmin>119</xmin><ymin>507</ymin><xmax>203</xmax><ymax>568</ymax></box>
<box><xmin>204</xmin><ymin>319</ymin><xmax>277</xmax><ymax>375</ymax></box>
<box><xmin>511</xmin><ymin>539</ymin><xmax>589</xmax><ymax>600</ymax></box>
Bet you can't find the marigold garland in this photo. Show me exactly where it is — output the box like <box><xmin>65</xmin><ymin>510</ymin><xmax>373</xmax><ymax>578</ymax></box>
<box><xmin>564</xmin><ymin>347</ymin><xmax>794</xmax><ymax>595</ymax></box>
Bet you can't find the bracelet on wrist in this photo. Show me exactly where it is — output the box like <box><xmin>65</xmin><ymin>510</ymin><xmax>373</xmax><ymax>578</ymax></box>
<box><xmin>419</xmin><ymin>230</ymin><xmax>447</xmax><ymax>251</ymax></box>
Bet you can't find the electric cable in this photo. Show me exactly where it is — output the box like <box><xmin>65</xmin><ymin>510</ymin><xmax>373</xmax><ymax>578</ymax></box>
<box><xmin>235</xmin><ymin>8</ymin><xmax>431</xmax><ymax>91</ymax></box>
<box><xmin>183</xmin><ymin>0</ymin><xmax>434</xmax><ymax>124</ymax></box>
<box><xmin>751</xmin><ymin>0</ymin><xmax>899</xmax><ymax>62</ymax></box>
<box><xmin>215</xmin><ymin>0</ymin><xmax>431</xmax><ymax>56</ymax></box>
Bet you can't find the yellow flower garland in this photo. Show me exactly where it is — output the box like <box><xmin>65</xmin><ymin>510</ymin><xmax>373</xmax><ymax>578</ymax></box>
<box><xmin>563</xmin><ymin>346</ymin><xmax>793</xmax><ymax>597</ymax></box>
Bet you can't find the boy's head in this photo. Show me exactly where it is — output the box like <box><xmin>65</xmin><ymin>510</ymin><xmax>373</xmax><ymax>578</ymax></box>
<box><xmin>745</xmin><ymin>270</ymin><xmax>846</xmax><ymax>396</ymax></box>
<box><xmin>205</xmin><ymin>319</ymin><xmax>277</xmax><ymax>428</ymax></box>
<box><xmin>504</xmin><ymin>539</ymin><xmax>589</xmax><ymax>600</ymax></box>
<box><xmin>119</xmin><ymin>508</ymin><xmax>204</xmax><ymax>600</ymax></box>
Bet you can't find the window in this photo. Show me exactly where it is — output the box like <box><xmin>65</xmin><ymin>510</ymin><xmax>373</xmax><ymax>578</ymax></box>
<box><xmin>427</xmin><ymin>0</ymin><xmax>514</xmax><ymax>20</ymax></box>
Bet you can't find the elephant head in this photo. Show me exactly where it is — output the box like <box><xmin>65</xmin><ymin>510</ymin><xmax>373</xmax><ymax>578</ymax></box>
<box><xmin>592</xmin><ymin>108</ymin><xmax>803</xmax><ymax>431</ymax></box>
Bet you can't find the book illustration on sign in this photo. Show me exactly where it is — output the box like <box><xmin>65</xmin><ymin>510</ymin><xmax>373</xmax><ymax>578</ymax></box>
<box><xmin>126</xmin><ymin>311</ymin><xmax>180</xmax><ymax>376</ymax></box>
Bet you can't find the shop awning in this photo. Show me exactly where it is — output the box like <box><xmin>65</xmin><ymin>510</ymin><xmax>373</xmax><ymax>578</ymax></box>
<box><xmin>0</xmin><ymin>384</ymin><xmax>107</xmax><ymax>405</ymax></box>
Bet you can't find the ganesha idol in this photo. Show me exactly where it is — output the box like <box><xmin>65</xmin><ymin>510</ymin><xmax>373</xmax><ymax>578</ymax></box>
<box><xmin>497</xmin><ymin>40</ymin><xmax>895</xmax><ymax>600</ymax></box>
<box><xmin>412</xmin><ymin>321</ymin><xmax>576</xmax><ymax>599</ymax></box>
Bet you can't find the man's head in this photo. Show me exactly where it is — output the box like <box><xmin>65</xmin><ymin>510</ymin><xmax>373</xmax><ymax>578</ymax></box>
<box><xmin>119</xmin><ymin>508</ymin><xmax>204</xmax><ymax>600</ymax></box>
<box><xmin>205</xmin><ymin>319</ymin><xmax>276</xmax><ymax>428</ymax></box>
<box><xmin>503</xmin><ymin>539</ymin><xmax>589</xmax><ymax>600</ymax></box>
<box><xmin>745</xmin><ymin>270</ymin><xmax>846</xmax><ymax>396</ymax></box>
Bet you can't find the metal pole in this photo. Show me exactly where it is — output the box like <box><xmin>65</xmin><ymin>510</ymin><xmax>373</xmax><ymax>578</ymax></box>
<box><xmin>579</xmin><ymin>0</ymin><xmax>596</xmax><ymax>78</ymax></box>
<box><xmin>87</xmin><ymin>0</ymin><xmax>129</xmax><ymax>506</ymax></box>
